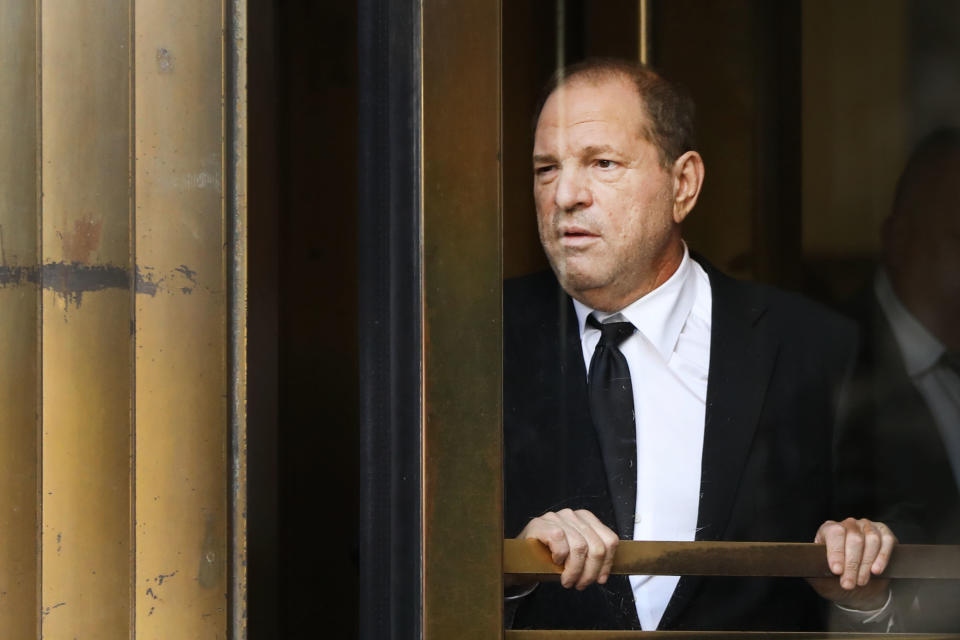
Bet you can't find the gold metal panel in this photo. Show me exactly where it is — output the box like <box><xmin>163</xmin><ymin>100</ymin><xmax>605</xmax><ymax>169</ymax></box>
<box><xmin>40</xmin><ymin>1</ymin><xmax>133</xmax><ymax>637</ymax></box>
<box><xmin>505</xmin><ymin>539</ymin><xmax>960</xmax><ymax>580</ymax></box>
<box><xmin>0</xmin><ymin>1</ymin><xmax>39</xmax><ymax>637</ymax></box>
<box><xmin>133</xmin><ymin>0</ymin><xmax>228</xmax><ymax>636</ymax></box>
<box><xmin>421</xmin><ymin>1</ymin><xmax>503</xmax><ymax>638</ymax></box>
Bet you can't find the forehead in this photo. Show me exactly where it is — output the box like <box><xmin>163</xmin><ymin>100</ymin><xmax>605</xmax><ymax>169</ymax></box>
<box><xmin>534</xmin><ymin>76</ymin><xmax>647</xmax><ymax>150</ymax></box>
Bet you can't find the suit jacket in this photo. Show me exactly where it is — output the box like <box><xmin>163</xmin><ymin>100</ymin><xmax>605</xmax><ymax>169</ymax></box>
<box><xmin>504</xmin><ymin>258</ymin><xmax>858</xmax><ymax>630</ymax></box>
<box><xmin>838</xmin><ymin>287</ymin><xmax>960</xmax><ymax>632</ymax></box>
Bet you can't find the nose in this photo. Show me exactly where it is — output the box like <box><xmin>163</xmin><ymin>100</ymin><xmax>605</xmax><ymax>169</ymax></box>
<box><xmin>554</xmin><ymin>165</ymin><xmax>592</xmax><ymax>211</ymax></box>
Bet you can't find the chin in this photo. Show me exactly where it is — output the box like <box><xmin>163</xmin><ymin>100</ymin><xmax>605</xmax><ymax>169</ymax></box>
<box><xmin>553</xmin><ymin>265</ymin><xmax>607</xmax><ymax>298</ymax></box>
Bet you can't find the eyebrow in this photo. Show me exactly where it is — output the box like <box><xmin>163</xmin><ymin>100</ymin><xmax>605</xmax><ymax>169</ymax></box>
<box><xmin>580</xmin><ymin>144</ymin><xmax>621</xmax><ymax>157</ymax></box>
<box><xmin>532</xmin><ymin>145</ymin><xmax>624</xmax><ymax>164</ymax></box>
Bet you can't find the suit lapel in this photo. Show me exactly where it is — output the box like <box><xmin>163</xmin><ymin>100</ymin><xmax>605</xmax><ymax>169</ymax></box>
<box><xmin>533</xmin><ymin>276</ymin><xmax>621</xmax><ymax>527</ymax></box>
<box><xmin>659</xmin><ymin>259</ymin><xmax>779</xmax><ymax>629</ymax></box>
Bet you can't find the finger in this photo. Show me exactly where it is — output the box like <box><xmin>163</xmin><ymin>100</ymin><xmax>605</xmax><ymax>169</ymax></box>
<box><xmin>818</xmin><ymin>521</ymin><xmax>846</xmax><ymax>576</ymax></box>
<box><xmin>872</xmin><ymin>522</ymin><xmax>897</xmax><ymax>575</ymax></box>
<box><xmin>568</xmin><ymin>511</ymin><xmax>607</xmax><ymax>590</ymax></box>
<box><xmin>530</xmin><ymin>512</ymin><xmax>570</xmax><ymax>566</ymax></box>
<box><xmin>554</xmin><ymin>509</ymin><xmax>589</xmax><ymax>589</ymax></box>
<box><xmin>575</xmin><ymin>510</ymin><xmax>619</xmax><ymax>585</ymax></box>
<box><xmin>841</xmin><ymin>518</ymin><xmax>864</xmax><ymax>590</ymax></box>
<box><xmin>813</xmin><ymin>521</ymin><xmax>829</xmax><ymax>544</ymax></box>
<box><xmin>857</xmin><ymin>520</ymin><xmax>880</xmax><ymax>586</ymax></box>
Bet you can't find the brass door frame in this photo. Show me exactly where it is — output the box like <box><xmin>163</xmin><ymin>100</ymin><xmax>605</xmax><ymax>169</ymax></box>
<box><xmin>358</xmin><ymin>1</ymin><xmax>502</xmax><ymax>639</ymax></box>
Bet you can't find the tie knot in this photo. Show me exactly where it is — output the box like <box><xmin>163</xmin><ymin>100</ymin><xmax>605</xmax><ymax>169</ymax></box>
<box><xmin>588</xmin><ymin>314</ymin><xmax>635</xmax><ymax>348</ymax></box>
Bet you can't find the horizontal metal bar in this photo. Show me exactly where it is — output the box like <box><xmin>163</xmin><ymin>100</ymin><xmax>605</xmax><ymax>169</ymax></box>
<box><xmin>504</xmin><ymin>539</ymin><xmax>960</xmax><ymax>580</ymax></box>
<box><xmin>507</xmin><ymin>631</ymin><xmax>960</xmax><ymax>639</ymax></box>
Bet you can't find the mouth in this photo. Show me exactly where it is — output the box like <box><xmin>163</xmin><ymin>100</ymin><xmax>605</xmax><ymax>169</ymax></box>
<box><xmin>559</xmin><ymin>226</ymin><xmax>600</xmax><ymax>245</ymax></box>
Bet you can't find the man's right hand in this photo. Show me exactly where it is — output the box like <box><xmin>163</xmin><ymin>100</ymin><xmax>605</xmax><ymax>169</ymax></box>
<box><xmin>507</xmin><ymin>508</ymin><xmax>619</xmax><ymax>590</ymax></box>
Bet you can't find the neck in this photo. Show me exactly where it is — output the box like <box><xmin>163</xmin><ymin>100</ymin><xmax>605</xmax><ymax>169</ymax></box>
<box><xmin>575</xmin><ymin>242</ymin><xmax>684</xmax><ymax>312</ymax></box>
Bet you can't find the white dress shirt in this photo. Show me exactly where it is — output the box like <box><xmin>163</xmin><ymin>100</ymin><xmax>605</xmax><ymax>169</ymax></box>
<box><xmin>875</xmin><ymin>271</ymin><xmax>960</xmax><ymax>488</ymax></box>
<box><xmin>572</xmin><ymin>244</ymin><xmax>712</xmax><ymax>630</ymax></box>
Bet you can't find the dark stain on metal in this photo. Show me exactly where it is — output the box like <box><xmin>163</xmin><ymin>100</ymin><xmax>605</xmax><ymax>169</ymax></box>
<box><xmin>174</xmin><ymin>264</ymin><xmax>197</xmax><ymax>283</ymax></box>
<box><xmin>40</xmin><ymin>602</ymin><xmax>66</xmax><ymax>616</ymax></box>
<box><xmin>0</xmin><ymin>265</ymin><xmax>33</xmax><ymax>286</ymax></box>
<box><xmin>136</xmin><ymin>266</ymin><xmax>161</xmax><ymax>296</ymax></box>
<box><xmin>175</xmin><ymin>264</ymin><xmax>197</xmax><ymax>294</ymax></box>
<box><xmin>60</xmin><ymin>217</ymin><xmax>103</xmax><ymax>264</ymax></box>
<box><xmin>145</xmin><ymin>587</ymin><xmax>159</xmax><ymax>600</ymax></box>
<box><xmin>42</xmin><ymin>262</ymin><xmax>128</xmax><ymax>306</ymax></box>
<box><xmin>157</xmin><ymin>47</ymin><xmax>175</xmax><ymax>72</ymax></box>
<box><xmin>0</xmin><ymin>262</ymin><xmax>199</xmax><ymax>306</ymax></box>
<box><xmin>148</xmin><ymin>606</ymin><xmax>155</xmax><ymax>616</ymax></box>
<box><xmin>156</xmin><ymin>570</ymin><xmax>178</xmax><ymax>585</ymax></box>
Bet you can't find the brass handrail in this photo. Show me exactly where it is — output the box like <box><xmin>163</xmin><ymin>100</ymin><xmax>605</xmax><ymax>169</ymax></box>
<box><xmin>507</xmin><ymin>632</ymin><xmax>960</xmax><ymax>639</ymax></box>
<box><xmin>504</xmin><ymin>539</ymin><xmax>960</xmax><ymax>580</ymax></box>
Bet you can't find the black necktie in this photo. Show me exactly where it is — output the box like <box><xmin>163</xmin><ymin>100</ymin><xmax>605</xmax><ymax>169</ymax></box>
<box><xmin>587</xmin><ymin>314</ymin><xmax>637</xmax><ymax>540</ymax></box>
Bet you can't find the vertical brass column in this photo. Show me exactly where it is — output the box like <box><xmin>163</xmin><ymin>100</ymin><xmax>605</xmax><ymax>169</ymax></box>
<box><xmin>0</xmin><ymin>1</ymin><xmax>39</xmax><ymax>637</ymax></box>
<box><xmin>40</xmin><ymin>2</ymin><xmax>134</xmax><ymax>637</ymax></box>
<box><xmin>133</xmin><ymin>1</ymin><xmax>229</xmax><ymax>636</ymax></box>
<box><xmin>0</xmin><ymin>1</ymin><xmax>246</xmax><ymax>637</ymax></box>
<box><xmin>639</xmin><ymin>0</ymin><xmax>651</xmax><ymax>63</ymax></box>
<box><xmin>421</xmin><ymin>1</ymin><xmax>503</xmax><ymax>638</ymax></box>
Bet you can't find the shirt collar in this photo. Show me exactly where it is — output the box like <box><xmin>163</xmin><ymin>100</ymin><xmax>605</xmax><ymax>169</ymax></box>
<box><xmin>875</xmin><ymin>269</ymin><xmax>945</xmax><ymax>376</ymax></box>
<box><xmin>572</xmin><ymin>244</ymin><xmax>697</xmax><ymax>362</ymax></box>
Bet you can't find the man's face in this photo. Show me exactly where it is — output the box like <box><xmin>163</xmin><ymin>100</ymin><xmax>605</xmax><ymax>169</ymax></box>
<box><xmin>533</xmin><ymin>75</ymin><xmax>681</xmax><ymax>311</ymax></box>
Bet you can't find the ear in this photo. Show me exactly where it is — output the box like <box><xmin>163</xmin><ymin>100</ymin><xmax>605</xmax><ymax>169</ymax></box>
<box><xmin>671</xmin><ymin>151</ymin><xmax>704</xmax><ymax>224</ymax></box>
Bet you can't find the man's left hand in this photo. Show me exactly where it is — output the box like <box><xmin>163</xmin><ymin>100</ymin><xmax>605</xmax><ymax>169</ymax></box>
<box><xmin>806</xmin><ymin>517</ymin><xmax>897</xmax><ymax>611</ymax></box>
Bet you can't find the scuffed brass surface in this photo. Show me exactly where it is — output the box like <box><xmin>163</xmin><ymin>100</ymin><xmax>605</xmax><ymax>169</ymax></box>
<box><xmin>40</xmin><ymin>2</ymin><xmax>134</xmax><ymax>638</ymax></box>
<box><xmin>421</xmin><ymin>0</ymin><xmax>503</xmax><ymax>639</ymax></box>
<box><xmin>0</xmin><ymin>1</ymin><xmax>39</xmax><ymax>637</ymax></box>
<box><xmin>0</xmin><ymin>1</ymin><xmax>244</xmax><ymax>637</ymax></box>
<box><xmin>134</xmin><ymin>1</ymin><xmax>229</xmax><ymax>637</ymax></box>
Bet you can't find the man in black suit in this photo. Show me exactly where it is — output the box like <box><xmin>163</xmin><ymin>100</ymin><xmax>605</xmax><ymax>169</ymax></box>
<box><xmin>838</xmin><ymin>128</ymin><xmax>960</xmax><ymax>631</ymax></box>
<box><xmin>504</xmin><ymin>59</ymin><xmax>897</xmax><ymax>630</ymax></box>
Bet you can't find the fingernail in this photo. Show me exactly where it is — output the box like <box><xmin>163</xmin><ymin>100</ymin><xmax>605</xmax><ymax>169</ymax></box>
<box><xmin>832</xmin><ymin>563</ymin><xmax>842</xmax><ymax>574</ymax></box>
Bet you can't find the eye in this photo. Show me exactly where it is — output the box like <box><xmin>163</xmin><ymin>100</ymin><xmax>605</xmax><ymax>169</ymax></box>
<box><xmin>534</xmin><ymin>164</ymin><xmax>557</xmax><ymax>177</ymax></box>
<box><xmin>595</xmin><ymin>159</ymin><xmax>617</xmax><ymax>169</ymax></box>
